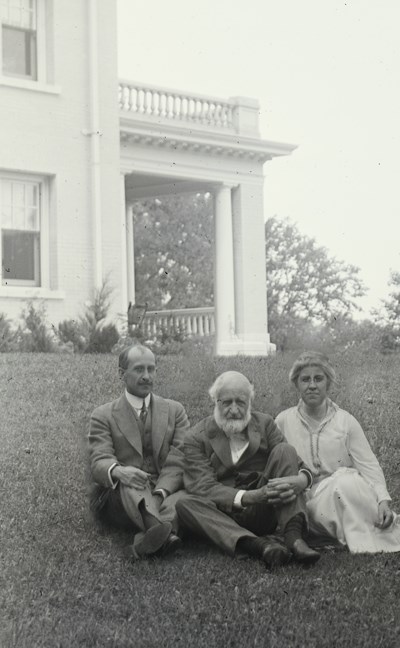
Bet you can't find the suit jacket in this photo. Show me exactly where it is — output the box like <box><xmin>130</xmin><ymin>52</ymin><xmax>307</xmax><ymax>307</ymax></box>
<box><xmin>184</xmin><ymin>411</ymin><xmax>308</xmax><ymax>514</ymax></box>
<box><xmin>89</xmin><ymin>393</ymin><xmax>189</xmax><ymax>495</ymax></box>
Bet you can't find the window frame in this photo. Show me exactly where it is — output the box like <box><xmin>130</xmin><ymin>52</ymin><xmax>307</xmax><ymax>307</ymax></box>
<box><xmin>0</xmin><ymin>171</ymin><xmax>50</xmax><ymax>289</ymax></box>
<box><xmin>0</xmin><ymin>0</ymin><xmax>49</xmax><ymax>86</ymax></box>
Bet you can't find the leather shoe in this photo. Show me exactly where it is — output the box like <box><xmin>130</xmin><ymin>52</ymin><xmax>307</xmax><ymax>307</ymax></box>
<box><xmin>291</xmin><ymin>539</ymin><xmax>321</xmax><ymax>564</ymax></box>
<box><xmin>161</xmin><ymin>533</ymin><xmax>182</xmax><ymax>557</ymax></box>
<box><xmin>132</xmin><ymin>522</ymin><xmax>172</xmax><ymax>560</ymax></box>
<box><xmin>260</xmin><ymin>538</ymin><xmax>291</xmax><ymax>567</ymax></box>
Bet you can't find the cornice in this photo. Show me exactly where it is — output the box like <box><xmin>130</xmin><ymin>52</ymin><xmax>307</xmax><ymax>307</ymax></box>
<box><xmin>119</xmin><ymin>117</ymin><xmax>297</xmax><ymax>164</ymax></box>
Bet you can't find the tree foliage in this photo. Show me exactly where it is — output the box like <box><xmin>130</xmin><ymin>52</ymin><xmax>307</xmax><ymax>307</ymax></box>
<box><xmin>381</xmin><ymin>271</ymin><xmax>400</xmax><ymax>323</ymax></box>
<box><xmin>133</xmin><ymin>193</ymin><xmax>214</xmax><ymax>310</ymax></box>
<box><xmin>265</xmin><ymin>217</ymin><xmax>366</xmax><ymax>340</ymax></box>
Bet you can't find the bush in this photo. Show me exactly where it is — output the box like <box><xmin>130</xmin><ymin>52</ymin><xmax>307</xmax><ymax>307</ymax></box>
<box><xmin>86</xmin><ymin>323</ymin><xmax>119</xmax><ymax>353</ymax></box>
<box><xmin>58</xmin><ymin>319</ymin><xmax>87</xmax><ymax>352</ymax></box>
<box><xmin>58</xmin><ymin>281</ymin><xmax>120</xmax><ymax>354</ymax></box>
<box><xmin>0</xmin><ymin>312</ymin><xmax>17</xmax><ymax>352</ymax></box>
<box><xmin>19</xmin><ymin>302</ymin><xmax>55</xmax><ymax>352</ymax></box>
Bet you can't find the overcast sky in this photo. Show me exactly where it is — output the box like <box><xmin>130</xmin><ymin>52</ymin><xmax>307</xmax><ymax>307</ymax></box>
<box><xmin>117</xmin><ymin>0</ymin><xmax>400</xmax><ymax>316</ymax></box>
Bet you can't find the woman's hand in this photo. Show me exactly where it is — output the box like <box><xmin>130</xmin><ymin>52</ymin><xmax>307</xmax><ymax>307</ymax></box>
<box><xmin>375</xmin><ymin>500</ymin><xmax>394</xmax><ymax>529</ymax></box>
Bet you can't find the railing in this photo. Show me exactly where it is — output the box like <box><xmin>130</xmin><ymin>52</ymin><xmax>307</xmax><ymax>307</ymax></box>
<box><xmin>119</xmin><ymin>80</ymin><xmax>235</xmax><ymax>131</ymax></box>
<box><xmin>142</xmin><ymin>307</ymin><xmax>215</xmax><ymax>338</ymax></box>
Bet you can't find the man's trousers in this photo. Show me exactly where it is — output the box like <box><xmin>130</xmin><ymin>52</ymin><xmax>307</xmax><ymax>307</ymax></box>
<box><xmin>176</xmin><ymin>443</ymin><xmax>307</xmax><ymax>555</ymax></box>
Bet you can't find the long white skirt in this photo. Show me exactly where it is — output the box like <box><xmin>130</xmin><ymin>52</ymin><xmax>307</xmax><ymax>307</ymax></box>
<box><xmin>306</xmin><ymin>467</ymin><xmax>400</xmax><ymax>553</ymax></box>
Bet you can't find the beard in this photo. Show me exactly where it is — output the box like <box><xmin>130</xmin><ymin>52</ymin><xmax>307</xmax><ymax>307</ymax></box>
<box><xmin>214</xmin><ymin>405</ymin><xmax>252</xmax><ymax>438</ymax></box>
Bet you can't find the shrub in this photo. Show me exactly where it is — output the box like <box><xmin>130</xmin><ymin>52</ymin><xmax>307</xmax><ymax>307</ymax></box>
<box><xmin>57</xmin><ymin>281</ymin><xmax>120</xmax><ymax>354</ymax></box>
<box><xmin>19</xmin><ymin>302</ymin><xmax>55</xmax><ymax>352</ymax></box>
<box><xmin>0</xmin><ymin>312</ymin><xmax>18</xmax><ymax>352</ymax></box>
<box><xmin>58</xmin><ymin>319</ymin><xmax>87</xmax><ymax>352</ymax></box>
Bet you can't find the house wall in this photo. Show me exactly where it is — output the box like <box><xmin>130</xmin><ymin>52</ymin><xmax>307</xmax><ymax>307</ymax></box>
<box><xmin>0</xmin><ymin>0</ymin><xmax>121</xmax><ymax>326</ymax></box>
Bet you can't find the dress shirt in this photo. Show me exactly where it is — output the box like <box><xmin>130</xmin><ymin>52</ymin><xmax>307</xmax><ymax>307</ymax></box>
<box><xmin>108</xmin><ymin>392</ymin><xmax>167</xmax><ymax>500</ymax></box>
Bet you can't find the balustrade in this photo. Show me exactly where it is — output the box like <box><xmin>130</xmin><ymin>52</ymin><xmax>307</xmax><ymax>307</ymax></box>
<box><xmin>119</xmin><ymin>80</ymin><xmax>234</xmax><ymax>131</ymax></box>
<box><xmin>141</xmin><ymin>307</ymin><xmax>215</xmax><ymax>339</ymax></box>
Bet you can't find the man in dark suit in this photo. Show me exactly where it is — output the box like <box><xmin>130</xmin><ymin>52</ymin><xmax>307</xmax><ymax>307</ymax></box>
<box><xmin>88</xmin><ymin>344</ymin><xmax>189</xmax><ymax>559</ymax></box>
<box><xmin>176</xmin><ymin>370</ymin><xmax>320</xmax><ymax>566</ymax></box>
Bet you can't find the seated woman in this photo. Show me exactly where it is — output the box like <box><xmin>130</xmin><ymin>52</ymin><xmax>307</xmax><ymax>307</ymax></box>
<box><xmin>274</xmin><ymin>351</ymin><xmax>400</xmax><ymax>553</ymax></box>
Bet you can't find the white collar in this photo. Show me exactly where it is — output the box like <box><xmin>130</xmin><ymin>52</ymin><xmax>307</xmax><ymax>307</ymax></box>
<box><xmin>125</xmin><ymin>390</ymin><xmax>151</xmax><ymax>410</ymax></box>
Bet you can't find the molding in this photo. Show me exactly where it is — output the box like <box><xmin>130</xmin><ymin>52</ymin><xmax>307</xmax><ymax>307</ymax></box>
<box><xmin>120</xmin><ymin>156</ymin><xmax>265</xmax><ymax>188</ymax></box>
<box><xmin>0</xmin><ymin>76</ymin><xmax>61</xmax><ymax>94</ymax></box>
<box><xmin>120</xmin><ymin>119</ymin><xmax>296</xmax><ymax>164</ymax></box>
<box><xmin>0</xmin><ymin>287</ymin><xmax>65</xmax><ymax>299</ymax></box>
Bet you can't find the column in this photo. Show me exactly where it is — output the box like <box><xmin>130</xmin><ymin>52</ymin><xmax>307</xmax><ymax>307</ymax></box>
<box><xmin>214</xmin><ymin>184</ymin><xmax>241</xmax><ymax>355</ymax></box>
<box><xmin>232</xmin><ymin>182</ymin><xmax>275</xmax><ymax>356</ymax></box>
<box><xmin>120</xmin><ymin>174</ymin><xmax>128</xmax><ymax>314</ymax></box>
<box><xmin>126</xmin><ymin>203</ymin><xmax>136</xmax><ymax>305</ymax></box>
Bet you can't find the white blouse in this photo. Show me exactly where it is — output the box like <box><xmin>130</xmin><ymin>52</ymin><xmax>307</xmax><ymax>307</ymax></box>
<box><xmin>275</xmin><ymin>400</ymin><xmax>391</xmax><ymax>503</ymax></box>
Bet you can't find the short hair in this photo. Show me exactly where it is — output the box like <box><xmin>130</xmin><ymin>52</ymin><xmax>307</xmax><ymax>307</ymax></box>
<box><xmin>289</xmin><ymin>351</ymin><xmax>336</xmax><ymax>387</ymax></box>
<box><xmin>209</xmin><ymin>371</ymin><xmax>255</xmax><ymax>402</ymax></box>
<box><xmin>118</xmin><ymin>344</ymin><xmax>152</xmax><ymax>371</ymax></box>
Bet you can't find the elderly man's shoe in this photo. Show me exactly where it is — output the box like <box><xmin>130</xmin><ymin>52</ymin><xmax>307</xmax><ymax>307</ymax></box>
<box><xmin>133</xmin><ymin>522</ymin><xmax>172</xmax><ymax>559</ymax></box>
<box><xmin>261</xmin><ymin>539</ymin><xmax>291</xmax><ymax>567</ymax></box>
<box><xmin>291</xmin><ymin>539</ymin><xmax>320</xmax><ymax>564</ymax></box>
<box><xmin>161</xmin><ymin>533</ymin><xmax>182</xmax><ymax>556</ymax></box>
<box><xmin>237</xmin><ymin>536</ymin><xmax>290</xmax><ymax>567</ymax></box>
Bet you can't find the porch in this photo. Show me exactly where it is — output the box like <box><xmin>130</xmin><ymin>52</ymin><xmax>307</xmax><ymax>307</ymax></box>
<box><xmin>118</xmin><ymin>80</ymin><xmax>296</xmax><ymax>355</ymax></box>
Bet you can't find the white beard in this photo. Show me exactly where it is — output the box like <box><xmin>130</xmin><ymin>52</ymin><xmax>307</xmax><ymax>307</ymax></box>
<box><xmin>214</xmin><ymin>405</ymin><xmax>251</xmax><ymax>438</ymax></box>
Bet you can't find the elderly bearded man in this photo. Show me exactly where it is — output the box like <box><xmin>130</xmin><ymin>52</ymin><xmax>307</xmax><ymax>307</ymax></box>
<box><xmin>89</xmin><ymin>344</ymin><xmax>189</xmax><ymax>559</ymax></box>
<box><xmin>176</xmin><ymin>371</ymin><xmax>320</xmax><ymax>566</ymax></box>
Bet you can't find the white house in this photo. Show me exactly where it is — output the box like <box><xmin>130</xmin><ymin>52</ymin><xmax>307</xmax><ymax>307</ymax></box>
<box><xmin>0</xmin><ymin>0</ymin><xmax>295</xmax><ymax>355</ymax></box>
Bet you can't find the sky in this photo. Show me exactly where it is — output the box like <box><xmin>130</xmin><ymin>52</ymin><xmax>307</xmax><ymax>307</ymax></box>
<box><xmin>117</xmin><ymin>0</ymin><xmax>400</xmax><ymax>316</ymax></box>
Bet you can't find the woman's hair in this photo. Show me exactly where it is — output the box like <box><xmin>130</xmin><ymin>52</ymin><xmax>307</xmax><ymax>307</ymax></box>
<box><xmin>289</xmin><ymin>351</ymin><xmax>337</xmax><ymax>387</ymax></box>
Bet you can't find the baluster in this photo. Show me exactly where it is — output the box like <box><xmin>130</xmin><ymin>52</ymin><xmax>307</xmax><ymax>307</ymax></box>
<box><xmin>201</xmin><ymin>100</ymin><xmax>208</xmax><ymax>124</ymax></box>
<box><xmin>227</xmin><ymin>104</ymin><xmax>233</xmax><ymax>128</ymax></box>
<box><xmin>186</xmin><ymin>316</ymin><xmax>192</xmax><ymax>337</ymax></box>
<box><xmin>160</xmin><ymin>93</ymin><xmax>167</xmax><ymax>118</ymax></box>
<box><xmin>210</xmin><ymin>314</ymin><xmax>215</xmax><ymax>334</ymax></box>
<box><xmin>151</xmin><ymin>90</ymin><xmax>158</xmax><ymax>117</ymax></box>
<box><xmin>174</xmin><ymin>95</ymin><xmax>181</xmax><ymax>120</ymax></box>
<box><xmin>198</xmin><ymin>316</ymin><xmax>204</xmax><ymax>336</ymax></box>
<box><xmin>192</xmin><ymin>316</ymin><xmax>198</xmax><ymax>335</ymax></box>
<box><xmin>180</xmin><ymin>96</ymin><xmax>188</xmax><ymax>120</ymax></box>
<box><xmin>204</xmin><ymin>316</ymin><xmax>210</xmax><ymax>336</ymax></box>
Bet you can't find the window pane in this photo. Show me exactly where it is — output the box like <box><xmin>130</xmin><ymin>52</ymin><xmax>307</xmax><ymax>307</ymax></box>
<box><xmin>2</xmin><ymin>229</ymin><xmax>40</xmax><ymax>283</ymax></box>
<box><xmin>12</xmin><ymin>180</ymin><xmax>25</xmax><ymax>206</ymax></box>
<box><xmin>1</xmin><ymin>0</ymin><xmax>35</xmax><ymax>28</ymax></box>
<box><xmin>2</xmin><ymin>25</ymin><xmax>37</xmax><ymax>79</ymax></box>
<box><xmin>25</xmin><ymin>183</ymin><xmax>38</xmax><ymax>208</ymax></box>
<box><xmin>27</xmin><ymin>206</ymin><xmax>39</xmax><ymax>229</ymax></box>
<box><xmin>1</xmin><ymin>179</ymin><xmax>12</xmax><ymax>207</ymax></box>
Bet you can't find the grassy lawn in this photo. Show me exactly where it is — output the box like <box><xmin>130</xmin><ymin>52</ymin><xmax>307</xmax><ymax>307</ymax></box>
<box><xmin>1</xmin><ymin>350</ymin><xmax>400</xmax><ymax>648</ymax></box>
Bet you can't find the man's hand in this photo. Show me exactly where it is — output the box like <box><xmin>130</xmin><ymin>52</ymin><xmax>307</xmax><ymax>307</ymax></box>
<box><xmin>241</xmin><ymin>482</ymin><xmax>296</xmax><ymax>507</ymax></box>
<box><xmin>268</xmin><ymin>474</ymin><xmax>308</xmax><ymax>497</ymax></box>
<box><xmin>112</xmin><ymin>466</ymin><xmax>150</xmax><ymax>489</ymax></box>
<box><xmin>375</xmin><ymin>500</ymin><xmax>394</xmax><ymax>529</ymax></box>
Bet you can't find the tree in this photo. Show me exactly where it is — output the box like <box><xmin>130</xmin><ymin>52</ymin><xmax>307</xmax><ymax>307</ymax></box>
<box><xmin>381</xmin><ymin>271</ymin><xmax>400</xmax><ymax>323</ymax></box>
<box><xmin>265</xmin><ymin>217</ymin><xmax>366</xmax><ymax>346</ymax></box>
<box><xmin>133</xmin><ymin>193</ymin><xmax>214</xmax><ymax>310</ymax></box>
<box><xmin>373</xmin><ymin>271</ymin><xmax>400</xmax><ymax>352</ymax></box>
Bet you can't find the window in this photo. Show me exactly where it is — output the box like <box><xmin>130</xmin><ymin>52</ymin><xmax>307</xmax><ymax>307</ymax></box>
<box><xmin>1</xmin><ymin>0</ymin><xmax>37</xmax><ymax>79</ymax></box>
<box><xmin>1</xmin><ymin>176</ymin><xmax>42</xmax><ymax>286</ymax></box>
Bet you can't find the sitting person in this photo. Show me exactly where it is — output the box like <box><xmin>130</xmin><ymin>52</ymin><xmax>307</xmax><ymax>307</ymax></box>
<box><xmin>176</xmin><ymin>371</ymin><xmax>320</xmax><ymax>566</ymax></box>
<box><xmin>274</xmin><ymin>351</ymin><xmax>400</xmax><ymax>553</ymax></box>
<box><xmin>88</xmin><ymin>344</ymin><xmax>189</xmax><ymax>559</ymax></box>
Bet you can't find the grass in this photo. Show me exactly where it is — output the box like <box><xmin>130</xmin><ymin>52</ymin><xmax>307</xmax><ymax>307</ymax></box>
<box><xmin>1</xmin><ymin>350</ymin><xmax>400</xmax><ymax>648</ymax></box>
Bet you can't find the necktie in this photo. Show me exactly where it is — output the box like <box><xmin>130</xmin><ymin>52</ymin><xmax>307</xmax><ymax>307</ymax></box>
<box><xmin>140</xmin><ymin>400</ymin><xmax>147</xmax><ymax>424</ymax></box>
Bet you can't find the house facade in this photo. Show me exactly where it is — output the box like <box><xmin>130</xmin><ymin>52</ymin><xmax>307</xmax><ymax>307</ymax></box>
<box><xmin>0</xmin><ymin>0</ymin><xmax>295</xmax><ymax>355</ymax></box>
